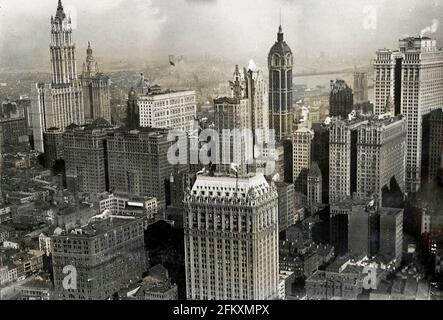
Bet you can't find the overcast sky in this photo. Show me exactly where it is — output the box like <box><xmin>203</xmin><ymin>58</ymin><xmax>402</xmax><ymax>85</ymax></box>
<box><xmin>0</xmin><ymin>0</ymin><xmax>441</xmax><ymax>71</ymax></box>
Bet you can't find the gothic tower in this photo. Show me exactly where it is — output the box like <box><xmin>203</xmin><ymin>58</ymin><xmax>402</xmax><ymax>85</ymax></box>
<box><xmin>50</xmin><ymin>0</ymin><xmax>77</xmax><ymax>84</ymax></box>
<box><xmin>31</xmin><ymin>0</ymin><xmax>84</xmax><ymax>153</ymax></box>
<box><xmin>268</xmin><ymin>25</ymin><xmax>294</xmax><ymax>141</ymax></box>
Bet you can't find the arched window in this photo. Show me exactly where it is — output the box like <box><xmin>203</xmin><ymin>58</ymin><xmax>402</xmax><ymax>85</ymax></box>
<box><xmin>273</xmin><ymin>54</ymin><xmax>280</xmax><ymax>67</ymax></box>
<box><xmin>286</xmin><ymin>54</ymin><xmax>292</xmax><ymax>66</ymax></box>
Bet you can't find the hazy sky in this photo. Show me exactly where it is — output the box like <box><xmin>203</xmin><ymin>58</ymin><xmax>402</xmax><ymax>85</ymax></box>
<box><xmin>0</xmin><ymin>0</ymin><xmax>442</xmax><ymax>71</ymax></box>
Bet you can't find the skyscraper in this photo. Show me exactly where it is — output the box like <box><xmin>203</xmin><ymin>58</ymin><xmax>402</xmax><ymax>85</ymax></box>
<box><xmin>126</xmin><ymin>88</ymin><xmax>139</xmax><ymax>130</ymax></box>
<box><xmin>183</xmin><ymin>173</ymin><xmax>279</xmax><ymax>300</ymax></box>
<box><xmin>31</xmin><ymin>0</ymin><xmax>84</xmax><ymax>153</ymax></box>
<box><xmin>329</xmin><ymin>80</ymin><xmax>354</xmax><ymax>119</ymax></box>
<box><xmin>307</xmin><ymin>162</ymin><xmax>322</xmax><ymax>208</ymax></box>
<box><xmin>347</xmin><ymin>204</ymin><xmax>381</xmax><ymax>258</ymax></box>
<box><xmin>52</xmin><ymin>213</ymin><xmax>147</xmax><ymax>300</ymax></box>
<box><xmin>356</xmin><ymin>115</ymin><xmax>406</xmax><ymax>207</ymax></box>
<box><xmin>292</xmin><ymin>128</ymin><xmax>314</xmax><ymax>195</ymax></box>
<box><xmin>214</xmin><ymin>79</ymin><xmax>252</xmax><ymax>176</ymax></box>
<box><xmin>379</xmin><ymin>207</ymin><xmax>403</xmax><ymax>267</ymax></box>
<box><xmin>268</xmin><ymin>25</ymin><xmax>293</xmax><ymax>141</ymax></box>
<box><xmin>312</xmin><ymin>122</ymin><xmax>330</xmax><ymax>203</ymax></box>
<box><xmin>329</xmin><ymin>117</ymin><xmax>365</xmax><ymax>204</ymax></box>
<box><xmin>43</xmin><ymin>127</ymin><xmax>64</xmax><ymax>169</ymax></box>
<box><xmin>374</xmin><ymin>37</ymin><xmax>443</xmax><ymax>194</ymax></box>
<box><xmin>329</xmin><ymin>115</ymin><xmax>406</xmax><ymax>205</ymax></box>
<box><xmin>244</xmin><ymin>64</ymin><xmax>270</xmax><ymax>142</ymax></box>
<box><xmin>422</xmin><ymin>108</ymin><xmax>443</xmax><ymax>182</ymax></box>
<box><xmin>63</xmin><ymin>118</ymin><xmax>114</xmax><ymax>196</ymax></box>
<box><xmin>138</xmin><ymin>89</ymin><xmax>196</xmax><ymax>133</ymax></box>
<box><xmin>275</xmin><ymin>181</ymin><xmax>297</xmax><ymax>232</ymax></box>
<box><xmin>354</xmin><ymin>71</ymin><xmax>369</xmax><ymax>104</ymax></box>
<box><xmin>106</xmin><ymin>128</ymin><xmax>175</xmax><ymax>210</ymax></box>
<box><xmin>80</xmin><ymin>42</ymin><xmax>111</xmax><ymax>123</ymax></box>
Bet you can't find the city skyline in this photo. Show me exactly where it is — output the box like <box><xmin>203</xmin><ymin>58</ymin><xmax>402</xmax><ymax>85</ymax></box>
<box><xmin>0</xmin><ymin>0</ymin><xmax>442</xmax><ymax>72</ymax></box>
<box><xmin>1</xmin><ymin>0</ymin><xmax>443</xmax><ymax>305</ymax></box>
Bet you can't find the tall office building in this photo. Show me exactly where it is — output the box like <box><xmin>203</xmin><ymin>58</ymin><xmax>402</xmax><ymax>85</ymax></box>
<box><xmin>422</xmin><ymin>108</ymin><xmax>443</xmax><ymax>181</ymax></box>
<box><xmin>379</xmin><ymin>207</ymin><xmax>403</xmax><ymax>267</ymax></box>
<box><xmin>329</xmin><ymin>117</ymin><xmax>365</xmax><ymax>204</ymax></box>
<box><xmin>214</xmin><ymin>95</ymin><xmax>252</xmax><ymax>176</ymax></box>
<box><xmin>275</xmin><ymin>181</ymin><xmax>297</xmax><ymax>231</ymax></box>
<box><xmin>224</xmin><ymin>65</ymin><xmax>271</xmax><ymax>174</ymax></box>
<box><xmin>106</xmin><ymin>128</ymin><xmax>175</xmax><ymax>210</ymax></box>
<box><xmin>347</xmin><ymin>204</ymin><xmax>380</xmax><ymax>257</ymax></box>
<box><xmin>292</xmin><ymin>128</ymin><xmax>314</xmax><ymax>195</ymax></box>
<box><xmin>244</xmin><ymin>65</ymin><xmax>270</xmax><ymax>142</ymax></box>
<box><xmin>329</xmin><ymin>80</ymin><xmax>354</xmax><ymax>119</ymax></box>
<box><xmin>43</xmin><ymin>127</ymin><xmax>64</xmax><ymax>169</ymax></box>
<box><xmin>329</xmin><ymin>198</ymin><xmax>372</xmax><ymax>256</ymax></box>
<box><xmin>126</xmin><ymin>88</ymin><xmax>139</xmax><ymax>130</ymax></box>
<box><xmin>307</xmin><ymin>162</ymin><xmax>322</xmax><ymax>208</ymax></box>
<box><xmin>356</xmin><ymin>115</ymin><xmax>406</xmax><ymax>207</ymax></box>
<box><xmin>52</xmin><ymin>214</ymin><xmax>147</xmax><ymax>300</ymax></box>
<box><xmin>183</xmin><ymin>173</ymin><xmax>279</xmax><ymax>300</ymax></box>
<box><xmin>268</xmin><ymin>25</ymin><xmax>293</xmax><ymax>140</ymax></box>
<box><xmin>354</xmin><ymin>71</ymin><xmax>369</xmax><ymax>104</ymax></box>
<box><xmin>79</xmin><ymin>42</ymin><xmax>111</xmax><ymax>123</ymax></box>
<box><xmin>138</xmin><ymin>90</ymin><xmax>196</xmax><ymax>133</ymax></box>
<box><xmin>329</xmin><ymin>114</ymin><xmax>405</xmax><ymax>205</ymax></box>
<box><xmin>374</xmin><ymin>37</ymin><xmax>443</xmax><ymax>194</ymax></box>
<box><xmin>31</xmin><ymin>0</ymin><xmax>84</xmax><ymax>153</ymax></box>
<box><xmin>312</xmin><ymin>122</ymin><xmax>330</xmax><ymax>203</ymax></box>
<box><xmin>63</xmin><ymin>118</ymin><xmax>114</xmax><ymax>196</ymax></box>
<box><xmin>374</xmin><ymin>50</ymin><xmax>403</xmax><ymax>116</ymax></box>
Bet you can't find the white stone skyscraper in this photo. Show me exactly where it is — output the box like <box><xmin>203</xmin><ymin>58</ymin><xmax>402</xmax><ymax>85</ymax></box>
<box><xmin>374</xmin><ymin>37</ymin><xmax>443</xmax><ymax>194</ymax></box>
<box><xmin>31</xmin><ymin>0</ymin><xmax>84</xmax><ymax>152</ymax></box>
<box><xmin>183</xmin><ymin>173</ymin><xmax>279</xmax><ymax>300</ymax></box>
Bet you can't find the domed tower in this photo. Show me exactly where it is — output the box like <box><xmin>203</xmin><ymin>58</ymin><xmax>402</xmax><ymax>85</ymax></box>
<box><xmin>268</xmin><ymin>25</ymin><xmax>294</xmax><ymax>140</ymax></box>
<box><xmin>126</xmin><ymin>87</ymin><xmax>139</xmax><ymax>130</ymax></box>
<box><xmin>82</xmin><ymin>41</ymin><xmax>98</xmax><ymax>77</ymax></box>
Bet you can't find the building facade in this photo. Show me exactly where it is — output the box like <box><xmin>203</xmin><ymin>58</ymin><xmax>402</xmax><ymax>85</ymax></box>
<box><xmin>214</xmin><ymin>96</ymin><xmax>252</xmax><ymax>176</ymax></box>
<box><xmin>63</xmin><ymin>118</ymin><xmax>114</xmax><ymax>196</ymax></box>
<box><xmin>356</xmin><ymin>115</ymin><xmax>406</xmax><ymax>206</ymax></box>
<box><xmin>106</xmin><ymin>128</ymin><xmax>175</xmax><ymax>210</ymax></box>
<box><xmin>275</xmin><ymin>182</ymin><xmax>297</xmax><ymax>232</ymax></box>
<box><xmin>379</xmin><ymin>208</ymin><xmax>403</xmax><ymax>267</ymax></box>
<box><xmin>52</xmin><ymin>214</ymin><xmax>147</xmax><ymax>300</ymax></box>
<box><xmin>138</xmin><ymin>90</ymin><xmax>196</xmax><ymax>133</ymax></box>
<box><xmin>184</xmin><ymin>173</ymin><xmax>279</xmax><ymax>300</ymax></box>
<box><xmin>292</xmin><ymin>128</ymin><xmax>314</xmax><ymax>195</ymax></box>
